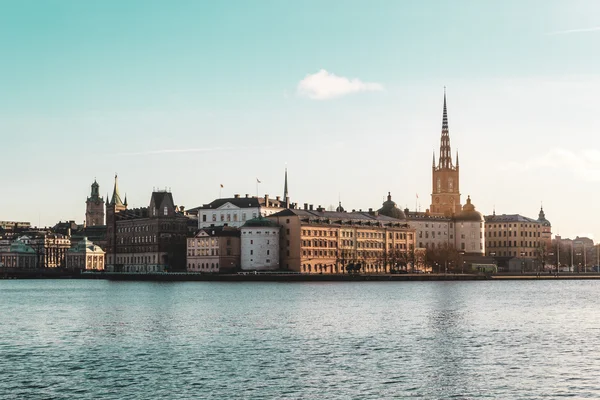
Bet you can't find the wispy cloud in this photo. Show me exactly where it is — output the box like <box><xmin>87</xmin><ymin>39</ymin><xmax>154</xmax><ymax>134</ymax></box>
<box><xmin>547</xmin><ymin>26</ymin><xmax>600</xmax><ymax>35</ymax></box>
<box><xmin>297</xmin><ymin>69</ymin><xmax>383</xmax><ymax>100</ymax></box>
<box><xmin>500</xmin><ymin>148</ymin><xmax>600</xmax><ymax>181</ymax></box>
<box><xmin>114</xmin><ymin>146</ymin><xmax>270</xmax><ymax>157</ymax></box>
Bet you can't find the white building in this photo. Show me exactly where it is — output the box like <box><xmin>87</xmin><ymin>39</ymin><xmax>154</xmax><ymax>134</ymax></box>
<box><xmin>240</xmin><ymin>217</ymin><xmax>280</xmax><ymax>271</ymax></box>
<box><xmin>66</xmin><ymin>237</ymin><xmax>105</xmax><ymax>271</ymax></box>
<box><xmin>453</xmin><ymin>196</ymin><xmax>485</xmax><ymax>254</ymax></box>
<box><xmin>193</xmin><ymin>194</ymin><xmax>286</xmax><ymax>230</ymax></box>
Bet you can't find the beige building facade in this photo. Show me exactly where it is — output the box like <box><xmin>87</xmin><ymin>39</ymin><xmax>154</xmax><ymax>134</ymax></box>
<box><xmin>267</xmin><ymin>207</ymin><xmax>415</xmax><ymax>274</ymax></box>
<box><xmin>187</xmin><ymin>226</ymin><xmax>241</xmax><ymax>273</ymax></box>
<box><xmin>484</xmin><ymin>208</ymin><xmax>551</xmax><ymax>263</ymax></box>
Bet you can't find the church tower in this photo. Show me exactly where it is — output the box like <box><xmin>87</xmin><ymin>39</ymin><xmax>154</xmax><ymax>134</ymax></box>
<box><xmin>430</xmin><ymin>90</ymin><xmax>461</xmax><ymax>215</ymax></box>
<box><xmin>85</xmin><ymin>179</ymin><xmax>105</xmax><ymax>226</ymax></box>
<box><xmin>105</xmin><ymin>174</ymin><xmax>127</xmax><ymax>226</ymax></box>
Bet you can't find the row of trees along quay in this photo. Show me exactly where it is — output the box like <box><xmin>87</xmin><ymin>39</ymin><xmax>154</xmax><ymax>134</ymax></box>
<box><xmin>331</xmin><ymin>245</ymin><xmax>466</xmax><ymax>274</ymax></box>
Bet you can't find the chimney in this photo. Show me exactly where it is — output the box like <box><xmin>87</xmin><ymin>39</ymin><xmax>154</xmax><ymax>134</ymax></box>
<box><xmin>304</xmin><ymin>203</ymin><xmax>308</xmax><ymax>210</ymax></box>
<box><xmin>234</xmin><ymin>194</ymin><xmax>240</xmax><ymax>198</ymax></box>
<box><xmin>245</xmin><ymin>194</ymin><xmax>249</xmax><ymax>198</ymax></box>
<box><xmin>276</xmin><ymin>196</ymin><xmax>280</xmax><ymax>201</ymax></box>
<box><xmin>369</xmin><ymin>208</ymin><xmax>373</xmax><ymax>213</ymax></box>
<box><xmin>286</xmin><ymin>198</ymin><xmax>290</xmax><ymax>209</ymax></box>
<box><xmin>309</xmin><ymin>204</ymin><xmax>314</xmax><ymax>211</ymax></box>
<box><xmin>265</xmin><ymin>194</ymin><xmax>269</xmax><ymax>206</ymax></box>
<box><xmin>317</xmin><ymin>205</ymin><xmax>325</xmax><ymax>212</ymax></box>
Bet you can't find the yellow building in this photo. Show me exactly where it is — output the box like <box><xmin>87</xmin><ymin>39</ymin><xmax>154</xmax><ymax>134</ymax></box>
<box><xmin>484</xmin><ymin>208</ymin><xmax>552</xmax><ymax>270</ymax></box>
<box><xmin>267</xmin><ymin>205</ymin><xmax>416</xmax><ymax>274</ymax></box>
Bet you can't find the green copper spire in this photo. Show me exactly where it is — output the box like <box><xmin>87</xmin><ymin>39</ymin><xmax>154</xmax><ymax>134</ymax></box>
<box><xmin>110</xmin><ymin>174</ymin><xmax>124</xmax><ymax>206</ymax></box>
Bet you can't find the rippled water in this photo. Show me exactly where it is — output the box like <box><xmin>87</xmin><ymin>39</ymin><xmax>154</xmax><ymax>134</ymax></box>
<box><xmin>1</xmin><ymin>280</ymin><xmax>600</xmax><ymax>399</ymax></box>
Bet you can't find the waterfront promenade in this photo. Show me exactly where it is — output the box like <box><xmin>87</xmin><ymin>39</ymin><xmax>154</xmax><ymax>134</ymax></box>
<box><xmin>4</xmin><ymin>268</ymin><xmax>600</xmax><ymax>281</ymax></box>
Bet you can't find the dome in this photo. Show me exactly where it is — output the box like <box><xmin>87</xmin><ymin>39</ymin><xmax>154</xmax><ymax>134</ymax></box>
<box><xmin>336</xmin><ymin>201</ymin><xmax>345</xmax><ymax>212</ymax></box>
<box><xmin>538</xmin><ymin>207</ymin><xmax>550</xmax><ymax>226</ymax></box>
<box><xmin>454</xmin><ymin>195</ymin><xmax>483</xmax><ymax>222</ymax></box>
<box><xmin>377</xmin><ymin>193</ymin><xmax>406</xmax><ymax>220</ymax></box>
<box><xmin>242</xmin><ymin>216</ymin><xmax>280</xmax><ymax>228</ymax></box>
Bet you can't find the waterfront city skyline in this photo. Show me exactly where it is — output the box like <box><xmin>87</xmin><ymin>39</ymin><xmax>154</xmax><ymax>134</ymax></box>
<box><xmin>2</xmin><ymin>1</ymin><xmax>600</xmax><ymax>240</ymax></box>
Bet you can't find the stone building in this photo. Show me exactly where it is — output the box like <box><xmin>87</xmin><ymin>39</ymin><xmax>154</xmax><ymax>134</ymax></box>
<box><xmin>267</xmin><ymin>206</ymin><xmax>415</xmax><ymax>274</ymax></box>
<box><xmin>240</xmin><ymin>217</ymin><xmax>280</xmax><ymax>271</ymax></box>
<box><xmin>105</xmin><ymin>182</ymin><xmax>189</xmax><ymax>272</ymax></box>
<box><xmin>187</xmin><ymin>226</ymin><xmax>241</xmax><ymax>273</ymax></box>
<box><xmin>85</xmin><ymin>179</ymin><xmax>105</xmax><ymax>227</ymax></box>
<box><xmin>0</xmin><ymin>239</ymin><xmax>37</xmax><ymax>269</ymax></box>
<box><xmin>484</xmin><ymin>207</ymin><xmax>552</xmax><ymax>270</ymax></box>
<box><xmin>66</xmin><ymin>237</ymin><xmax>105</xmax><ymax>271</ymax></box>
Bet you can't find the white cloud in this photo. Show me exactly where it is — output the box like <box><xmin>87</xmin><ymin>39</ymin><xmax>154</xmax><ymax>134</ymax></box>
<box><xmin>547</xmin><ymin>26</ymin><xmax>600</xmax><ymax>35</ymax></box>
<box><xmin>501</xmin><ymin>148</ymin><xmax>600</xmax><ymax>182</ymax></box>
<box><xmin>297</xmin><ymin>69</ymin><xmax>383</xmax><ymax>100</ymax></box>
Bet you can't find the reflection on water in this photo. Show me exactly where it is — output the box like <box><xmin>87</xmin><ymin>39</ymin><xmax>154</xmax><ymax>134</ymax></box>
<box><xmin>1</xmin><ymin>280</ymin><xmax>600</xmax><ymax>399</ymax></box>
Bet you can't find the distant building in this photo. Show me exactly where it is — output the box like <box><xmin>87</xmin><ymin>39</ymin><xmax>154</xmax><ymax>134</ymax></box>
<box><xmin>105</xmin><ymin>181</ymin><xmax>189</xmax><ymax>272</ymax></box>
<box><xmin>192</xmin><ymin>194</ymin><xmax>287</xmax><ymax>230</ymax></box>
<box><xmin>66</xmin><ymin>237</ymin><xmax>105</xmax><ymax>271</ymax></box>
<box><xmin>24</xmin><ymin>233</ymin><xmax>71</xmax><ymax>268</ymax></box>
<box><xmin>85</xmin><ymin>179</ymin><xmax>105</xmax><ymax>227</ymax></box>
<box><xmin>240</xmin><ymin>217</ymin><xmax>280</xmax><ymax>271</ymax></box>
<box><xmin>484</xmin><ymin>207</ymin><xmax>552</xmax><ymax>270</ymax></box>
<box><xmin>0</xmin><ymin>239</ymin><xmax>37</xmax><ymax>269</ymax></box>
<box><xmin>0</xmin><ymin>221</ymin><xmax>31</xmax><ymax>232</ymax></box>
<box><xmin>187</xmin><ymin>226</ymin><xmax>241</xmax><ymax>273</ymax></box>
<box><xmin>267</xmin><ymin>205</ymin><xmax>415</xmax><ymax>274</ymax></box>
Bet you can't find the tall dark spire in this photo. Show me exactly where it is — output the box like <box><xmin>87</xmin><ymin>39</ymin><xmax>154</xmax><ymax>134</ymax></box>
<box><xmin>438</xmin><ymin>88</ymin><xmax>454</xmax><ymax>169</ymax></box>
<box><xmin>110</xmin><ymin>174</ymin><xmax>124</xmax><ymax>206</ymax></box>
<box><xmin>283</xmin><ymin>167</ymin><xmax>289</xmax><ymax>202</ymax></box>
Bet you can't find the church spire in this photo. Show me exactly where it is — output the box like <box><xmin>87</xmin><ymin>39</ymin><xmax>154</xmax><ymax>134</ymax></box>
<box><xmin>110</xmin><ymin>174</ymin><xmax>124</xmax><ymax>206</ymax></box>
<box><xmin>283</xmin><ymin>167</ymin><xmax>289</xmax><ymax>202</ymax></box>
<box><xmin>438</xmin><ymin>88</ymin><xmax>453</xmax><ymax>169</ymax></box>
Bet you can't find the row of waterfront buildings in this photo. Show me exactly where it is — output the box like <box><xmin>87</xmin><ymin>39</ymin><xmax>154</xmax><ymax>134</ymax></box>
<box><xmin>1</xmin><ymin>93</ymin><xmax>595</xmax><ymax>274</ymax></box>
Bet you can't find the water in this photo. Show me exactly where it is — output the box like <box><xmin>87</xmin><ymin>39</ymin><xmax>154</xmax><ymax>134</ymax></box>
<box><xmin>1</xmin><ymin>280</ymin><xmax>599</xmax><ymax>399</ymax></box>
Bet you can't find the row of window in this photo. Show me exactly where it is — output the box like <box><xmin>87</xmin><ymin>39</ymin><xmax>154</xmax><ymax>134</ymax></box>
<box><xmin>487</xmin><ymin>231</ymin><xmax>541</xmax><ymax>238</ymax></box>
<box><xmin>487</xmin><ymin>241</ymin><xmax>541</xmax><ymax>248</ymax></box>
<box><xmin>202</xmin><ymin>212</ymin><xmax>257</xmax><ymax>222</ymax></box>
<box><xmin>188</xmin><ymin>262</ymin><xmax>219</xmax><ymax>270</ymax></box>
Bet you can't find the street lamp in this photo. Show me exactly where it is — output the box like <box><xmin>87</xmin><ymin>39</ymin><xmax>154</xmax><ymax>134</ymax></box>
<box><xmin>520</xmin><ymin>251</ymin><xmax>526</xmax><ymax>274</ymax></box>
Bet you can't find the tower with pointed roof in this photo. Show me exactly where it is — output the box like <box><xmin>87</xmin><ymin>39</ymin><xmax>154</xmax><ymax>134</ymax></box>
<box><xmin>85</xmin><ymin>179</ymin><xmax>105</xmax><ymax>226</ymax></box>
<box><xmin>430</xmin><ymin>89</ymin><xmax>461</xmax><ymax>215</ymax></box>
<box><xmin>283</xmin><ymin>167</ymin><xmax>289</xmax><ymax>204</ymax></box>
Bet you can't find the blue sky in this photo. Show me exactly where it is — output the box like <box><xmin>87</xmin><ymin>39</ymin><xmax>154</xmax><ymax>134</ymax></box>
<box><xmin>1</xmin><ymin>0</ymin><xmax>600</xmax><ymax>240</ymax></box>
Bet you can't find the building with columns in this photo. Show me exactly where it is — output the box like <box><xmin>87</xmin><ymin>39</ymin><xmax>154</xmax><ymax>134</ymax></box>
<box><xmin>66</xmin><ymin>237</ymin><xmax>105</xmax><ymax>271</ymax></box>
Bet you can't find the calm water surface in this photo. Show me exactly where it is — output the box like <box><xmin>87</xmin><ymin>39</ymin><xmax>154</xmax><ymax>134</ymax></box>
<box><xmin>1</xmin><ymin>280</ymin><xmax>599</xmax><ymax>399</ymax></box>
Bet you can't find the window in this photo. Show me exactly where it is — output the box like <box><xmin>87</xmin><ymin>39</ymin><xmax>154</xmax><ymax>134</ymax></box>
<box><xmin>164</xmin><ymin>207</ymin><xmax>168</xmax><ymax>216</ymax></box>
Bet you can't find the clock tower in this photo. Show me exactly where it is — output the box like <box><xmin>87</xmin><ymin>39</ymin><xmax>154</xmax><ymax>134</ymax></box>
<box><xmin>431</xmin><ymin>90</ymin><xmax>461</xmax><ymax>216</ymax></box>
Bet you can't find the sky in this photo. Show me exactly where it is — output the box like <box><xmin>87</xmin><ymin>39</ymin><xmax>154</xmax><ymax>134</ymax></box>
<box><xmin>1</xmin><ymin>0</ymin><xmax>600</xmax><ymax>240</ymax></box>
